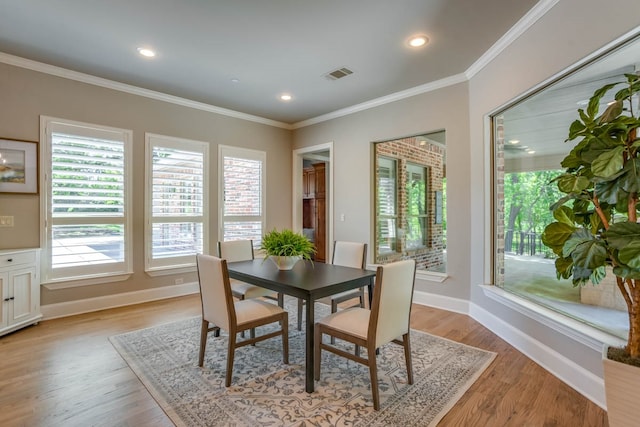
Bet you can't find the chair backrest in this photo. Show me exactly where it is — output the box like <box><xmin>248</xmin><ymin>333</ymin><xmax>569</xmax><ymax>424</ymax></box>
<box><xmin>368</xmin><ymin>259</ymin><xmax>416</xmax><ymax>347</ymax></box>
<box><xmin>331</xmin><ymin>241</ymin><xmax>367</xmax><ymax>269</ymax></box>
<box><xmin>218</xmin><ymin>240</ymin><xmax>254</xmax><ymax>262</ymax></box>
<box><xmin>196</xmin><ymin>254</ymin><xmax>235</xmax><ymax>331</ymax></box>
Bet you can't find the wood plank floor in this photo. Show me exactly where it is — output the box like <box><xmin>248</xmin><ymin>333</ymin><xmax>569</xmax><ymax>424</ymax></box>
<box><xmin>0</xmin><ymin>295</ymin><xmax>608</xmax><ymax>426</ymax></box>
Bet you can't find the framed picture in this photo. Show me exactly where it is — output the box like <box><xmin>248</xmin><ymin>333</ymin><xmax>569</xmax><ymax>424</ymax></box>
<box><xmin>0</xmin><ymin>138</ymin><xmax>38</xmax><ymax>194</ymax></box>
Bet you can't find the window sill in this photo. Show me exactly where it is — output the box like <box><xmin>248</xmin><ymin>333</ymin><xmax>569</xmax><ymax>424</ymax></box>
<box><xmin>416</xmin><ymin>270</ymin><xmax>448</xmax><ymax>283</ymax></box>
<box><xmin>42</xmin><ymin>272</ymin><xmax>132</xmax><ymax>290</ymax></box>
<box><xmin>480</xmin><ymin>284</ymin><xmax>626</xmax><ymax>351</ymax></box>
<box><xmin>146</xmin><ymin>265</ymin><xmax>196</xmax><ymax>277</ymax></box>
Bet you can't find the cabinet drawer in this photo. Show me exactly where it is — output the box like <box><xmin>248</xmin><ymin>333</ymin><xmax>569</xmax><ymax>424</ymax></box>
<box><xmin>0</xmin><ymin>251</ymin><xmax>37</xmax><ymax>268</ymax></box>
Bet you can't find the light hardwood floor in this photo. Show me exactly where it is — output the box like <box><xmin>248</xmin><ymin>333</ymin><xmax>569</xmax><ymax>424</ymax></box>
<box><xmin>0</xmin><ymin>295</ymin><xmax>608</xmax><ymax>426</ymax></box>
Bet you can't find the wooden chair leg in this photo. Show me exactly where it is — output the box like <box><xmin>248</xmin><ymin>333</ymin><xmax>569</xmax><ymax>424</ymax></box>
<box><xmin>198</xmin><ymin>319</ymin><xmax>209</xmax><ymax>367</ymax></box>
<box><xmin>330</xmin><ymin>300</ymin><xmax>338</xmax><ymax>344</ymax></box>
<box><xmin>314</xmin><ymin>323</ymin><xmax>322</xmax><ymax>380</ymax></box>
<box><xmin>403</xmin><ymin>333</ymin><xmax>413</xmax><ymax>385</ymax></box>
<box><xmin>297</xmin><ymin>298</ymin><xmax>304</xmax><ymax>331</ymax></box>
<box><xmin>282</xmin><ymin>314</ymin><xmax>289</xmax><ymax>364</ymax></box>
<box><xmin>368</xmin><ymin>344</ymin><xmax>380</xmax><ymax>411</ymax></box>
<box><xmin>225</xmin><ymin>330</ymin><xmax>237</xmax><ymax>387</ymax></box>
<box><xmin>278</xmin><ymin>293</ymin><xmax>284</xmax><ymax>308</ymax></box>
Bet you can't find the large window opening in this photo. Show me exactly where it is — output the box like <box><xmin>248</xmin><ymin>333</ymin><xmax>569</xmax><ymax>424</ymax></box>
<box><xmin>492</xmin><ymin>34</ymin><xmax>640</xmax><ymax>339</ymax></box>
<box><xmin>374</xmin><ymin>131</ymin><xmax>446</xmax><ymax>273</ymax></box>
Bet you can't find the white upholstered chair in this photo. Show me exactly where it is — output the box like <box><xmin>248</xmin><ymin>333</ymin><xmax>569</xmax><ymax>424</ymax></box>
<box><xmin>297</xmin><ymin>241</ymin><xmax>367</xmax><ymax>331</ymax></box>
<box><xmin>218</xmin><ymin>240</ymin><xmax>284</xmax><ymax>307</ymax></box>
<box><xmin>196</xmin><ymin>254</ymin><xmax>289</xmax><ymax>387</ymax></box>
<box><xmin>314</xmin><ymin>259</ymin><xmax>416</xmax><ymax>410</ymax></box>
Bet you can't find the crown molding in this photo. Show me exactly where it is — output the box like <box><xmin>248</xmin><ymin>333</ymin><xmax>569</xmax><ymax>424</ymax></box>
<box><xmin>0</xmin><ymin>51</ymin><xmax>292</xmax><ymax>130</ymax></box>
<box><xmin>291</xmin><ymin>73</ymin><xmax>468</xmax><ymax>129</ymax></box>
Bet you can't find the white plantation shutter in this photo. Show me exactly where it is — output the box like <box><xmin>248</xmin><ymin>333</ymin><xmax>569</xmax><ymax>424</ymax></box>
<box><xmin>145</xmin><ymin>134</ymin><xmax>209</xmax><ymax>271</ymax></box>
<box><xmin>376</xmin><ymin>156</ymin><xmax>398</xmax><ymax>254</ymax></box>
<box><xmin>405</xmin><ymin>163</ymin><xmax>428</xmax><ymax>249</ymax></box>
<box><xmin>219</xmin><ymin>146</ymin><xmax>265</xmax><ymax>245</ymax></box>
<box><xmin>42</xmin><ymin>117</ymin><xmax>132</xmax><ymax>283</ymax></box>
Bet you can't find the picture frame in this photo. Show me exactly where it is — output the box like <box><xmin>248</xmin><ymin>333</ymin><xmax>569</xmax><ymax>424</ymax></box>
<box><xmin>0</xmin><ymin>138</ymin><xmax>38</xmax><ymax>194</ymax></box>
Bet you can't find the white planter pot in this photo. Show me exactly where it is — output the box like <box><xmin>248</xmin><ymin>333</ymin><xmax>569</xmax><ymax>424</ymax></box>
<box><xmin>603</xmin><ymin>345</ymin><xmax>640</xmax><ymax>427</ymax></box>
<box><xmin>269</xmin><ymin>255</ymin><xmax>301</xmax><ymax>270</ymax></box>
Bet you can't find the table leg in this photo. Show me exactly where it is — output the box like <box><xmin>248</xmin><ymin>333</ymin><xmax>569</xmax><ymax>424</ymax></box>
<box><xmin>305</xmin><ymin>296</ymin><xmax>315</xmax><ymax>393</ymax></box>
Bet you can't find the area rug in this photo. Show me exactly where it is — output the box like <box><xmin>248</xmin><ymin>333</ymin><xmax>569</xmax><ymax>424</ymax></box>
<box><xmin>110</xmin><ymin>299</ymin><xmax>495</xmax><ymax>426</ymax></box>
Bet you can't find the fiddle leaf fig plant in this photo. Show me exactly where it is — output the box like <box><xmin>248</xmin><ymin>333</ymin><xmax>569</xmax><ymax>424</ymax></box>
<box><xmin>541</xmin><ymin>72</ymin><xmax>640</xmax><ymax>359</ymax></box>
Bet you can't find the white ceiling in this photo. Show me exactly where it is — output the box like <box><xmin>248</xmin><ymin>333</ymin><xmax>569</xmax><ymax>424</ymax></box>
<box><xmin>0</xmin><ymin>0</ymin><xmax>539</xmax><ymax>126</ymax></box>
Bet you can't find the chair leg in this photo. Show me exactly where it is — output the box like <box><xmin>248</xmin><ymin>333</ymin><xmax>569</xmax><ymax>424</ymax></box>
<box><xmin>403</xmin><ymin>332</ymin><xmax>414</xmax><ymax>385</ymax></box>
<box><xmin>278</xmin><ymin>292</ymin><xmax>284</xmax><ymax>308</ymax></box>
<box><xmin>198</xmin><ymin>319</ymin><xmax>209</xmax><ymax>367</ymax></box>
<box><xmin>240</xmin><ymin>295</ymin><xmax>246</xmax><ymax>338</ymax></box>
<box><xmin>225</xmin><ymin>330</ymin><xmax>237</xmax><ymax>387</ymax></box>
<box><xmin>368</xmin><ymin>343</ymin><xmax>380</xmax><ymax>410</ymax></box>
<box><xmin>330</xmin><ymin>299</ymin><xmax>338</xmax><ymax>345</ymax></box>
<box><xmin>282</xmin><ymin>314</ymin><xmax>289</xmax><ymax>364</ymax></box>
<box><xmin>297</xmin><ymin>298</ymin><xmax>304</xmax><ymax>331</ymax></box>
<box><xmin>314</xmin><ymin>323</ymin><xmax>322</xmax><ymax>380</ymax></box>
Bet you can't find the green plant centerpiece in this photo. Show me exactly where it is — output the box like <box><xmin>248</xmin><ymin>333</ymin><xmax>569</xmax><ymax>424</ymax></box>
<box><xmin>541</xmin><ymin>73</ymin><xmax>640</xmax><ymax>361</ymax></box>
<box><xmin>261</xmin><ymin>228</ymin><xmax>316</xmax><ymax>270</ymax></box>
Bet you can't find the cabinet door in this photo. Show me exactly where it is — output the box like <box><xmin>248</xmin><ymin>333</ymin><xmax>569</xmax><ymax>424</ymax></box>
<box><xmin>0</xmin><ymin>272</ymin><xmax>7</xmax><ymax>329</ymax></box>
<box><xmin>8</xmin><ymin>267</ymin><xmax>37</xmax><ymax>325</ymax></box>
<box><xmin>315</xmin><ymin>198</ymin><xmax>326</xmax><ymax>263</ymax></box>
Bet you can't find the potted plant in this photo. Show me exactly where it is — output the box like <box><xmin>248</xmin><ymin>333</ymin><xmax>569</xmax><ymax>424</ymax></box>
<box><xmin>541</xmin><ymin>73</ymin><xmax>640</xmax><ymax>426</ymax></box>
<box><xmin>261</xmin><ymin>228</ymin><xmax>316</xmax><ymax>270</ymax></box>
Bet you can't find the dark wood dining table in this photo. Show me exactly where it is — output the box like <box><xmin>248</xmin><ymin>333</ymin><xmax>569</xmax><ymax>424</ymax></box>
<box><xmin>226</xmin><ymin>258</ymin><xmax>376</xmax><ymax>393</ymax></box>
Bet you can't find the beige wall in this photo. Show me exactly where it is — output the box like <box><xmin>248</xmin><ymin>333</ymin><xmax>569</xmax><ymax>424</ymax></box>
<box><xmin>0</xmin><ymin>63</ymin><xmax>292</xmax><ymax>305</ymax></box>
<box><xmin>293</xmin><ymin>82</ymin><xmax>471</xmax><ymax>300</ymax></box>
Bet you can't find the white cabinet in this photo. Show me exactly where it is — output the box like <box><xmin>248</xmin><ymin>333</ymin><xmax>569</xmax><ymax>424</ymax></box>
<box><xmin>0</xmin><ymin>249</ymin><xmax>41</xmax><ymax>337</ymax></box>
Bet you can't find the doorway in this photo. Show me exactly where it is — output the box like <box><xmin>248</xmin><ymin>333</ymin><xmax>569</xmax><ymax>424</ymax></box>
<box><xmin>292</xmin><ymin>143</ymin><xmax>333</xmax><ymax>263</ymax></box>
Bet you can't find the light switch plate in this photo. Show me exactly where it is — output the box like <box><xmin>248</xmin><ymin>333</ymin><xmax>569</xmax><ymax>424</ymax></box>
<box><xmin>0</xmin><ymin>216</ymin><xmax>14</xmax><ymax>227</ymax></box>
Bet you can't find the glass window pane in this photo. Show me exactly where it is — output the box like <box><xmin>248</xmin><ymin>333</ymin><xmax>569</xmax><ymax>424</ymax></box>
<box><xmin>151</xmin><ymin>222</ymin><xmax>203</xmax><ymax>258</ymax></box>
<box><xmin>152</xmin><ymin>146</ymin><xmax>204</xmax><ymax>217</ymax></box>
<box><xmin>223</xmin><ymin>156</ymin><xmax>262</xmax><ymax>217</ymax></box>
<box><xmin>223</xmin><ymin>221</ymin><xmax>263</xmax><ymax>244</ymax></box>
<box><xmin>52</xmin><ymin>224</ymin><xmax>124</xmax><ymax>267</ymax></box>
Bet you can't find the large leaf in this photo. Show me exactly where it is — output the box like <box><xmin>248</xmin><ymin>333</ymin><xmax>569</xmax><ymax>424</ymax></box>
<box><xmin>591</xmin><ymin>146</ymin><xmax>625</xmax><ymax>178</ymax></box>
<box><xmin>598</xmin><ymin>100</ymin><xmax>623</xmax><ymax>123</ymax></box>
<box><xmin>619</xmin><ymin>159</ymin><xmax>640</xmax><ymax>193</ymax></box>
<box><xmin>562</xmin><ymin>228</ymin><xmax>594</xmax><ymax>258</ymax></box>
<box><xmin>568</xmin><ymin>119</ymin><xmax>586</xmax><ymax>140</ymax></box>
<box><xmin>588</xmin><ymin>83</ymin><xmax>619</xmax><ymax>119</ymax></box>
<box><xmin>619</xmin><ymin>240</ymin><xmax>640</xmax><ymax>269</ymax></box>
<box><xmin>553</xmin><ymin>205</ymin><xmax>575</xmax><ymax>226</ymax></box>
<box><xmin>613</xmin><ymin>266</ymin><xmax>640</xmax><ymax>280</ymax></box>
<box><xmin>594</xmin><ymin>179</ymin><xmax>622</xmax><ymax>205</ymax></box>
<box><xmin>542</xmin><ymin>222</ymin><xmax>576</xmax><ymax>250</ymax></box>
<box><xmin>557</xmin><ymin>174</ymin><xmax>590</xmax><ymax>193</ymax></box>
<box><xmin>604</xmin><ymin>222</ymin><xmax>640</xmax><ymax>250</ymax></box>
<box><xmin>571</xmin><ymin>240</ymin><xmax>608</xmax><ymax>276</ymax></box>
<box><xmin>589</xmin><ymin>266</ymin><xmax>607</xmax><ymax>285</ymax></box>
<box><xmin>555</xmin><ymin>256</ymin><xmax>573</xmax><ymax>280</ymax></box>
<box><xmin>572</xmin><ymin>265</ymin><xmax>593</xmax><ymax>285</ymax></box>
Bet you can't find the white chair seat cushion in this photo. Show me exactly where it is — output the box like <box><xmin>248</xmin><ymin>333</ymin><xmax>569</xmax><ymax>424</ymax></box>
<box><xmin>318</xmin><ymin>307</ymin><xmax>370</xmax><ymax>339</ymax></box>
<box><xmin>230</xmin><ymin>279</ymin><xmax>277</xmax><ymax>299</ymax></box>
<box><xmin>235</xmin><ymin>299</ymin><xmax>285</xmax><ymax>325</ymax></box>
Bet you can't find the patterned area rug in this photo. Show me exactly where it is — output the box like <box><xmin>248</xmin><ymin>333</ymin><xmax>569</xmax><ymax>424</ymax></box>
<box><xmin>110</xmin><ymin>299</ymin><xmax>495</xmax><ymax>426</ymax></box>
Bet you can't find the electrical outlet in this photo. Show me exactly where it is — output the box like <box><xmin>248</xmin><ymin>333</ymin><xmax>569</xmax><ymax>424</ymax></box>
<box><xmin>0</xmin><ymin>216</ymin><xmax>14</xmax><ymax>227</ymax></box>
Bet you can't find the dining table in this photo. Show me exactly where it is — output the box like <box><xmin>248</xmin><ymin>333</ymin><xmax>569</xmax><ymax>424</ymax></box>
<box><xmin>226</xmin><ymin>258</ymin><xmax>376</xmax><ymax>393</ymax></box>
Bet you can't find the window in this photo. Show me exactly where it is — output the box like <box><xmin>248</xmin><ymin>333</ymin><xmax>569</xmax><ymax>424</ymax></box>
<box><xmin>405</xmin><ymin>163</ymin><xmax>428</xmax><ymax>249</ymax></box>
<box><xmin>41</xmin><ymin>117</ymin><xmax>132</xmax><ymax>283</ymax></box>
<box><xmin>376</xmin><ymin>156</ymin><xmax>398</xmax><ymax>255</ymax></box>
<box><xmin>219</xmin><ymin>145</ymin><xmax>265</xmax><ymax>245</ymax></box>
<box><xmin>491</xmin><ymin>33</ymin><xmax>640</xmax><ymax>339</ymax></box>
<box><xmin>145</xmin><ymin>134</ymin><xmax>209</xmax><ymax>272</ymax></box>
<box><xmin>374</xmin><ymin>132</ymin><xmax>446</xmax><ymax>273</ymax></box>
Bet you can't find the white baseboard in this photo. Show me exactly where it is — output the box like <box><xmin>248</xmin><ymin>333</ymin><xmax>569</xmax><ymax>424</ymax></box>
<box><xmin>40</xmin><ymin>282</ymin><xmax>200</xmax><ymax>320</ymax></box>
<box><xmin>412</xmin><ymin>289</ymin><xmax>470</xmax><ymax>314</ymax></box>
<box><xmin>412</xmin><ymin>290</ymin><xmax>606</xmax><ymax>410</ymax></box>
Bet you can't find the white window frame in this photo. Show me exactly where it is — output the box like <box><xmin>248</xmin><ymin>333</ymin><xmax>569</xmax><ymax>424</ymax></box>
<box><xmin>218</xmin><ymin>145</ymin><xmax>266</xmax><ymax>246</ymax></box>
<box><xmin>405</xmin><ymin>162</ymin><xmax>428</xmax><ymax>250</ymax></box>
<box><xmin>376</xmin><ymin>156</ymin><xmax>399</xmax><ymax>256</ymax></box>
<box><xmin>39</xmin><ymin>116</ymin><xmax>133</xmax><ymax>287</ymax></box>
<box><xmin>144</xmin><ymin>133</ymin><xmax>209</xmax><ymax>274</ymax></box>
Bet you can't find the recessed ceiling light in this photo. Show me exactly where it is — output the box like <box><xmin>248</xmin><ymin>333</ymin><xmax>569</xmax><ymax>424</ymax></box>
<box><xmin>280</xmin><ymin>94</ymin><xmax>292</xmax><ymax>101</ymax></box>
<box><xmin>231</xmin><ymin>78</ymin><xmax>240</xmax><ymax>83</ymax></box>
<box><xmin>137</xmin><ymin>47</ymin><xmax>156</xmax><ymax>58</ymax></box>
<box><xmin>408</xmin><ymin>35</ymin><xmax>429</xmax><ymax>48</ymax></box>
<box><xmin>527</xmin><ymin>150</ymin><xmax>536</xmax><ymax>154</ymax></box>
<box><xmin>508</xmin><ymin>139</ymin><xmax>520</xmax><ymax>144</ymax></box>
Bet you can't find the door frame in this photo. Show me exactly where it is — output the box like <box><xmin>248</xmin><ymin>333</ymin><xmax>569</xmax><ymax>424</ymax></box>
<box><xmin>292</xmin><ymin>142</ymin><xmax>333</xmax><ymax>262</ymax></box>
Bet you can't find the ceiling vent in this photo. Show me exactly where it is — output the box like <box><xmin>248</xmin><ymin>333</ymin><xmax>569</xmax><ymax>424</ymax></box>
<box><xmin>325</xmin><ymin>67</ymin><xmax>354</xmax><ymax>81</ymax></box>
